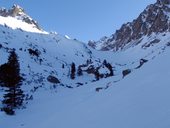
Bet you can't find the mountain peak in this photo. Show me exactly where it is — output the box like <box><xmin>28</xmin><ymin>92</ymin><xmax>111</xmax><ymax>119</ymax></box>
<box><xmin>10</xmin><ymin>4</ymin><xmax>25</xmax><ymax>17</ymax></box>
<box><xmin>89</xmin><ymin>0</ymin><xmax>170</xmax><ymax>51</ymax></box>
<box><xmin>0</xmin><ymin>4</ymin><xmax>42</xmax><ymax>31</ymax></box>
<box><xmin>0</xmin><ymin>4</ymin><xmax>25</xmax><ymax>17</ymax></box>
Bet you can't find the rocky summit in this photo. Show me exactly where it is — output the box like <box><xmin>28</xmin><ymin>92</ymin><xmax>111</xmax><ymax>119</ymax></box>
<box><xmin>0</xmin><ymin>4</ymin><xmax>41</xmax><ymax>30</ymax></box>
<box><xmin>1</xmin><ymin>1</ymin><xmax>170</xmax><ymax>128</ymax></box>
<box><xmin>89</xmin><ymin>0</ymin><xmax>170</xmax><ymax>51</ymax></box>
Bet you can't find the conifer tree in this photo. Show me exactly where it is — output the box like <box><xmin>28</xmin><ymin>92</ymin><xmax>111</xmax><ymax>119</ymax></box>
<box><xmin>0</xmin><ymin>51</ymin><xmax>24</xmax><ymax>115</ymax></box>
<box><xmin>70</xmin><ymin>62</ymin><xmax>76</xmax><ymax>79</ymax></box>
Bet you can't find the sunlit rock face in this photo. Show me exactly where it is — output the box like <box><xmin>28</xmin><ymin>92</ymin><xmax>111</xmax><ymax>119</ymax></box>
<box><xmin>88</xmin><ymin>0</ymin><xmax>170</xmax><ymax>51</ymax></box>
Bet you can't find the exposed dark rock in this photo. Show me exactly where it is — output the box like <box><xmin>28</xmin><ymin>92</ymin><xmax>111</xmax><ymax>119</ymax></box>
<box><xmin>122</xmin><ymin>69</ymin><xmax>131</xmax><ymax>78</ymax></box>
<box><xmin>66</xmin><ymin>85</ymin><xmax>73</xmax><ymax>89</ymax></box>
<box><xmin>88</xmin><ymin>40</ymin><xmax>96</xmax><ymax>49</ymax></box>
<box><xmin>76</xmin><ymin>82</ymin><xmax>84</xmax><ymax>87</ymax></box>
<box><xmin>142</xmin><ymin>39</ymin><xmax>160</xmax><ymax>48</ymax></box>
<box><xmin>95</xmin><ymin>87</ymin><xmax>103</xmax><ymax>92</ymax></box>
<box><xmin>166</xmin><ymin>42</ymin><xmax>170</xmax><ymax>46</ymax></box>
<box><xmin>135</xmin><ymin>59</ymin><xmax>148</xmax><ymax>69</ymax></box>
<box><xmin>28</xmin><ymin>48</ymin><xmax>40</xmax><ymax>57</ymax></box>
<box><xmin>157</xmin><ymin>0</ymin><xmax>170</xmax><ymax>5</ymax></box>
<box><xmin>47</xmin><ymin>75</ymin><xmax>60</xmax><ymax>84</ymax></box>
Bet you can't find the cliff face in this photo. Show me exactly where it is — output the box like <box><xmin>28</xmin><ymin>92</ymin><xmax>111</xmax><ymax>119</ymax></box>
<box><xmin>89</xmin><ymin>0</ymin><xmax>170</xmax><ymax>51</ymax></box>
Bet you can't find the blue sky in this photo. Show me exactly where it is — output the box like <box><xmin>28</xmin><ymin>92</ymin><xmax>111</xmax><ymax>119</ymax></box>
<box><xmin>0</xmin><ymin>0</ymin><xmax>156</xmax><ymax>42</ymax></box>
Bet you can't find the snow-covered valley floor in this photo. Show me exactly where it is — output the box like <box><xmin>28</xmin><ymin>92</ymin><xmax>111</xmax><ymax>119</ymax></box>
<box><xmin>1</xmin><ymin>46</ymin><xmax>170</xmax><ymax>128</ymax></box>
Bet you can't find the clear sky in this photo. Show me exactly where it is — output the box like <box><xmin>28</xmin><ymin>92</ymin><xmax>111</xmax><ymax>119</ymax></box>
<box><xmin>0</xmin><ymin>0</ymin><xmax>156</xmax><ymax>42</ymax></box>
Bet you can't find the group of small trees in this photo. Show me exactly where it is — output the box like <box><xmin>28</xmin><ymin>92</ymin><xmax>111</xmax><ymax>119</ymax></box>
<box><xmin>70</xmin><ymin>59</ymin><xmax>114</xmax><ymax>81</ymax></box>
<box><xmin>103</xmin><ymin>60</ymin><xmax>114</xmax><ymax>77</ymax></box>
<box><xmin>0</xmin><ymin>50</ymin><xmax>24</xmax><ymax>115</ymax></box>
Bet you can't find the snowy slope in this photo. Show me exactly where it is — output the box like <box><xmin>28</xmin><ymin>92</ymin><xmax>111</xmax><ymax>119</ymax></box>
<box><xmin>1</xmin><ymin>39</ymin><xmax>170</xmax><ymax>128</ymax></box>
<box><xmin>0</xmin><ymin>16</ymin><xmax>47</xmax><ymax>34</ymax></box>
<box><xmin>0</xmin><ymin>11</ymin><xmax>114</xmax><ymax>105</ymax></box>
<box><xmin>0</xmin><ymin>23</ymin><xmax>94</xmax><ymax>89</ymax></box>
<box><xmin>1</xmin><ymin>3</ymin><xmax>170</xmax><ymax>128</ymax></box>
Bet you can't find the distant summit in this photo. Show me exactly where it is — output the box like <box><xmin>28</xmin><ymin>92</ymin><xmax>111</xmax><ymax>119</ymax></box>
<box><xmin>0</xmin><ymin>4</ymin><xmax>41</xmax><ymax>30</ymax></box>
<box><xmin>89</xmin><ymin>0</ymin><xmax>170</xmax><ymax>51</ymax></box>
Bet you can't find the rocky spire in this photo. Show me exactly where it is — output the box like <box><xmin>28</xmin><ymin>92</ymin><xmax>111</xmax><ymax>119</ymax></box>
<box><xmin>0</xmin><ymin>4</ymin><xmax>42</xmax><ymax>30</ymax></box>
<box><xmin>0</xmin><ymin>4</ymin><xmax>24</xmax><ymax>17</ymax></box>
<box><xmin>10</xmin><ymin>4</ymin><xmax>25</xmax><ymax>17</ymax></box>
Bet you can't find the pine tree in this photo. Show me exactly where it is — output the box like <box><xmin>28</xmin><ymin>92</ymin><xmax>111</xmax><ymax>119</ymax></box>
<box><xmin>2</xmin><ymin>83</ymin><xmax>24</xmax><ymax>115</ymax></box>
<box><xmin>94</xmin><ymin>69</ymin><xmax>100</xmax><ymax>80</ymax></box>
<box><xmin>77</xmin><ymin>66</ymin><xmax>83</xmax><ymax>76</ymax></box>
<box><xmin>0</xmin><ymin>51</ymin><xmax>21</xmax><ymax>87</ymax></box>
<box><xmin>103</xmin><ymin>60</ymin><xmax>114</xmax><ymax>77</ymax></box>
<box><xmin>70</xmin><ymin>62</ymin><xmax>76</xmax><ymax>79</ymax></box>
<box><xmin>106</xmin><ymin>63</ymin><xmax>114</xmax><ymax>76</ymax></box>
<box><xmin>0</xmin><ymin>50</ymin><xmax>24</xmax><ymax>115</ymax></box>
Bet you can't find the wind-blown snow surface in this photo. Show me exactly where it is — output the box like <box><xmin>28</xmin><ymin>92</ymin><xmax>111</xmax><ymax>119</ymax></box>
<box><xmin>1</xmin><ymin>45</ymin><xmax>170</xmax><ymax>128</ymax></box>
<box><xmin>1</xmin><ymin>12</ymin><xmax>170</xmax><ymax>128</ymax></box>
<box><xmin>0</xmin><ymin>16</ymin><xmax>47</xmax><ymax>34</ymax></box>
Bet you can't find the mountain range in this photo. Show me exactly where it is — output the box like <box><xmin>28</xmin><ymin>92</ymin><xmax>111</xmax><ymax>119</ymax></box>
<box><xmin>0</xmin><ymin>1</ymin><xmax>170</xmax><ymax>128</ymax></box>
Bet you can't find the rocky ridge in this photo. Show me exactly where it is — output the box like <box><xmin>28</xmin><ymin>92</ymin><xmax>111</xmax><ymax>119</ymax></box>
<box><xmin>89</xmin><ymin>0</ymin><xmax>170</xmax><ymax>51</ymax></box>
<box><xmin>0</xmin><ymin>4</ymin><xmax>41</xmax><ymax>30</ymax></box>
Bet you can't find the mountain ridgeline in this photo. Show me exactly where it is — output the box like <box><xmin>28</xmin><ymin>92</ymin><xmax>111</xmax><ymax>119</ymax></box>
<box><xmin>0</xmin><ymin>4</ymin><xmax>41</xmax><ymax>30</ymax></box>
<box><xmin>88</xmin><ymin>0</ymin><xmax>170</xmax><ymax>51</ymax></box>
<box><xmin>0</xmin><ymin>4</ymin><xmax>116</xmax><ymax>115</ymax></box>
<box><xmin>0</xmin><ymin>0</ymin><xmax>170</xmax><ymax>117</ymax></box>
<box><xmin>1</xmin><ymin>1</ymin><xmax>170</xmax><ymax>128</ymax></box>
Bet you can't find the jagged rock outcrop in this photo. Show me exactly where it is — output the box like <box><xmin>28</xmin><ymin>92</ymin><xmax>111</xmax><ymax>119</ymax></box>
<box><xmin>89</xmin><ymin>0</ymin><xmax>170</xmax><ymax>51</ymax></box>
<box><xmin>0</xmin><ymin>4</ymin><xmax>41</xmax><ymax>30</ymax></box>
<box><xmin>158</xmin><ymin>0</ymin><xmax>170</xmax><ymax>5</ymax></box>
